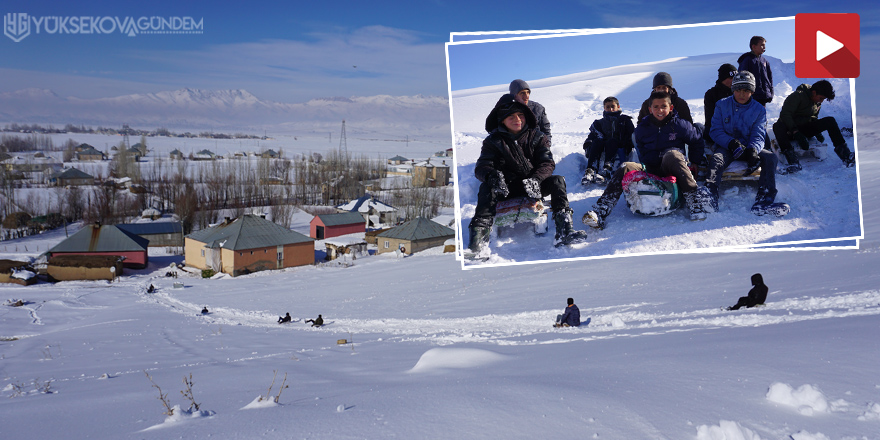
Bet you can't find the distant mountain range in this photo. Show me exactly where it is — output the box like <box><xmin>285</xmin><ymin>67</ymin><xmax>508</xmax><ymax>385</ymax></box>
<box><xmin>0</xmin><ymin>87</ymin><xmax>451</xmax><ymax>138</ymax></box>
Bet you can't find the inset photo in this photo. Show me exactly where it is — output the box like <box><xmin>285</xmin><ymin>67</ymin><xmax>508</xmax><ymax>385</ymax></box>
<box><xmin>446</xmin><ymin>18</ymin><xmax>862</xmax><ymax>268</ymax></box>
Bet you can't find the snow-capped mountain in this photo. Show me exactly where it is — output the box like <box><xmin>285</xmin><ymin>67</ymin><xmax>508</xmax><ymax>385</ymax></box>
<box><xmin>0</xmin><ymin>87</ymin><xmax>451</xmax><ymax>138</ymax></box>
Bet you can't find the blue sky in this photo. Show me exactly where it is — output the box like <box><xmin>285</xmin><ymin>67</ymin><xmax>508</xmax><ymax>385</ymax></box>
<box><xmin>1</xmin><ymin>0</ymin><xmax>877</xmax><ymax>113</ymax></box>
<box><xmin>447</xmin><ymin>19</ymin><xmax>796</xmax><ymax>91</ymax></box>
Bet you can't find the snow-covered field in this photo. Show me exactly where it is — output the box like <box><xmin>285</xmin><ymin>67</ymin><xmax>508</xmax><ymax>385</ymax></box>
<box><xmin>1</xmin><ymin>119</ymin><xmax>879</xmax><ymax>438</ymax></box>
<box><xmin>452</xmin><ymin>54</ymin><xmax>861</xmax><ymax>267</ymax></box>
<box><xmin>1</xmin><ymin>57</ymin><xmax>879</xmax><ymax>439</ymax></box>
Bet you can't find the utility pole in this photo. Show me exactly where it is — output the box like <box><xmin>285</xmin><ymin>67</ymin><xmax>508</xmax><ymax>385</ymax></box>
<box><xmin>339</xmin><ymin>120</ymin><xmax>348</xmax><ymax>155</ymax></box>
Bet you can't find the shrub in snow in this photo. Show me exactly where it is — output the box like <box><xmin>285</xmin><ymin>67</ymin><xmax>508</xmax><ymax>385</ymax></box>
<box><xmin>695</xmin><ymin>420</ymin><xmax>762</xmax><ymax>440</ymax></box>
<box><xmin>765</xmin><ymin>382</ymin><xmax>828</xmax><ymax>415</ymax></box>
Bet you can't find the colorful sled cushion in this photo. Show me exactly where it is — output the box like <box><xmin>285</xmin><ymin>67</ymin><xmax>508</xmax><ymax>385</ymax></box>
<box><xmin>621</xmin><ymin>170</ymin><xmax>679</xmax><ymax>216</ymax></box>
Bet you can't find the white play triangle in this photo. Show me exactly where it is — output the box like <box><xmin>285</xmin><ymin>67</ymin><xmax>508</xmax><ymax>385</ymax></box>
<box><xmin>816</xmin><ymin>30</ymin><xmax>844</xmax><ymax>61</ymax></box>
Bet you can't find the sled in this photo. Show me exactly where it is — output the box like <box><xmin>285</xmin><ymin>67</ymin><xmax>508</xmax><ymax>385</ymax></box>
<box><xmin>621</xmin><ymin>170</ymin><xmax>680</xmax><ymax>216</ymax></box>
<box><xmin>770</xmin><ymin>138</ymin><xmax>828</xmax><ymax>163</ymax></box>
<box><xmin>493</xmin><ymin>197</ymin><xmax>549</xmax><ymax>238</ymax></box>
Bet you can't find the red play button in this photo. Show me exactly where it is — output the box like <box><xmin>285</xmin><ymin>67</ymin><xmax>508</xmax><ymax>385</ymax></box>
<box><xmin>796</xmin><ymin>13</ymin><xmax>860</xmax><ymax>78</ymax></box>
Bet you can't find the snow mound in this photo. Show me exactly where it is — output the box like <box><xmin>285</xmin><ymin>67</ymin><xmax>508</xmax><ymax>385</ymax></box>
<box><xmin>695</xmin><ymin>420</ymin><xmax>762</xmax><ymax>440</ymax></box>
<box><xmin>241</xmin><ymin>395</ymin><xmax>279</xmax><ymax>410</ymax></box>
<box><xmin>408</xmin><ymin>347</ymin><xmax>507</xmax><ymax>373</ymax></box>
<box><xmin>858</xmin><ymin>402</ymin><xmax>880</xmax><ymax>421</ymax></box>
<box><xmin>141</xmin><ymin>405</ymin><xmax>216</xmax><ymax>431</ymax></box>
<box><xmin>790</xmin><ymin>431</ymin><xmax>830</xmax><ymax>440</ymax></box>
<box><xmin>766</xmin><ymin>383</ymin><xmax>828</xmax><ymax>415</ymax></box>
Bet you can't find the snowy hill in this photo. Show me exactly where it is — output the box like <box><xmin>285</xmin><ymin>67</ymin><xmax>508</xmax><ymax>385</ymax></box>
<box><xmin>0</xmin><ymin>87</ymin><xmax>451</xmax><ymax>139</ymax></box>
<box><xmin>452</xmin><ymin>54</ymin><xmax>860</xmax><ymax>266</ymax></box>
<box><xmin>0</xmin><ymin>126</ymin><xmax>879</xmax><ymax>438</ymax></box>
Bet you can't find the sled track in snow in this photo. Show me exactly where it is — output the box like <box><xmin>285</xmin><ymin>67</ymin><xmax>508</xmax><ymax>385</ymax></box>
<box><xmin>149</xmin><ymin>288</ymin><xmax>880</xmax><ymax>346</ymax></box>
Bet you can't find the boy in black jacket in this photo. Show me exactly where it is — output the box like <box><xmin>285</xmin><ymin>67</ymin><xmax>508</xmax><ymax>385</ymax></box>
<box><xmin>581</xmin><ymin>97</ymin><xmax>635</xmax><ymax>185</ymax></box>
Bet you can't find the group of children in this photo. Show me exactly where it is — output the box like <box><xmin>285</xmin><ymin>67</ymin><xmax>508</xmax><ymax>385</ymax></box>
<box><xmin>466</xmin><ymin>35</ymin><xmax>853</xmax><ymax>257</ymax></box>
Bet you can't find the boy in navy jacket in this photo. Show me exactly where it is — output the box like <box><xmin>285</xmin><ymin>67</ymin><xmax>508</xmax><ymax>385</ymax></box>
<box><xmin>581</xmin><ymin>97</ymin><xmax>635</xmax><ymax>184</ymax></box>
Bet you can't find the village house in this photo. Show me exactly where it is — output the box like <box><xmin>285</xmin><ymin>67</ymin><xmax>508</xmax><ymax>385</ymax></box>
<box><xmin>375</xmin><ymin>217</ymin><xmax>455</xmax><ymax>255</ymax></box>
<box><xmin>192</xmin><ymin>149</ymin><xmax>216</xmax><ymax>161</ymax></box>
<box><xmin>387</xmin><ymin>155</ymin><xmax>408</xmax><ymax>165</ymax></box>
<box><xmin>335</xmin><ymin>195</ymin><xmax>400</xmax><ymax>228</ymax></box>
<box><xmin>323</xmin><ymin>235</ymin><xmax>369</xmax><ymax>262</ymax></box>
<box><xmin>309</xmin><ymin>212</ymin><xmax>366</xmax><ymax>240</ymax></box>
<box><xmin>49</xmin><ymin>167</ymin><xmax>95</xmax><ymax>187</ymax></box>
<box><xmin>75</xmin><ymin>145</ymin><xmax>105</xmax><ymax>161</ymax></box>
<box><xmin>47</xmin><ymin>223</ymin><xmax>150</xmax><ymax>269</ymax></box>
<box><xmin>261</xmin><ymin>149</ymin><xmax>279</xmax><ymax>159</ymax></box>
<box><xmin>184</xmin><ymin>214</ymin><xmax>314</xmax><ymax>277</ymax></box>
<box><xmin>412</xmin><ymin>158</ymin><xmax>451</xmax><ymax>187</ymax></box>
<box><xmin>169</xmin><ymin>149</ymin><xmax>185</xmax><ymax>160</ymax></box>
<box><xmin>117</xmin><ymin>221</ymin><xmax>184</xmax><ymax>248</ymax></box>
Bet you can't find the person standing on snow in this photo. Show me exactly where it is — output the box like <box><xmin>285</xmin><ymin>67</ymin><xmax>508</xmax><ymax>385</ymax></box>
<box><xmin>728</xmin><ymin>273</ymin><xmax>769</xmax><ymax>310</ymax></box>
<box><xmin>555</xmin><ymin>297</ymin><xmax>581</xmax><ymax>327</ymax></box>
<box><xmin>737</xmin><ymin>36</ymin><xmax>773</xmax><ymax>106</ymax></box>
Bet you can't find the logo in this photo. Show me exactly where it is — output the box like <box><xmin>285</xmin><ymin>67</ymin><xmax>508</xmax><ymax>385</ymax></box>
<box><xmin>3</xmin><ymin>13</ymin><xmax>29</xmax><ymax>42</ymax></box>
<box><xmin>3</xmin><ymin>13</ymin><xmax>203</xmax><ymax>42</ymax></box>
<box><xmin>796</xmin><ymin>13</ymin><xmax>860</xmax><ymax>78</ymax></box>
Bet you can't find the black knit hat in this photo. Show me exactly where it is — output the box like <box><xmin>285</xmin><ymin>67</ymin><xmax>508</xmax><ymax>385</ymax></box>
<box><xmin>812</xmin><ymin>80</ymin><xmax>835</xmax><ymax>100</ymax></box>
<box><xmin>653</xmin><ymin>72</ymin><xmax>673</xmax><ymax>89</ymax></box>
<box><xmin>484</xmin><ymin>94</ymin><xmax>536</xmax><ymax>133</ymax></box>
<box><xmin>718</xmin><ymin>64</ymin><xmax>737</xmax><ymax>81</ymax></box>
<box><xmin>731</xmin><ymin>71</ymin><xmax>756</xmax><ymax>93</ymax></box>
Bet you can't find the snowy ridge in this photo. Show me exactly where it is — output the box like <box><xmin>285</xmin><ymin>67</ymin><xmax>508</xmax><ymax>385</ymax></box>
<box><xmin>0</xmin><ymin>87</ymin><xmax>450</xmax><ymax>137</ymax></box>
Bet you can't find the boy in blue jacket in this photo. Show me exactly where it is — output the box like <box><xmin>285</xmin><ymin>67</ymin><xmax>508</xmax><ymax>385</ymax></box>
<box><xmin>582</xmin><ymin>91</ymin><xmax>707</xmax><ymax>228</ymax></box>
<box><xmin>705</xmin><ymin>71</ymin><xmax>788</xmax><ymax>217</ymax></box>
<box><xmin>581</xmin><ymin>97</ymin><xmax>635</xmax><ymax>185</ymax></box>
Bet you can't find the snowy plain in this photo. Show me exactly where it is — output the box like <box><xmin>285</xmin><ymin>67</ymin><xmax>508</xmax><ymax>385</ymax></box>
<box><xmin>451</xmin><ymin>54</ymin><xmax>862</xmax><ymax>267</ymax></box>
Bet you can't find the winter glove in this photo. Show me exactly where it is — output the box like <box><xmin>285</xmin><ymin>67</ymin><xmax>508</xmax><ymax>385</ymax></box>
<box><xmin>728</xmin><ymin>139</ymin><xmax>746</xmax><ymax>160</ymax></box>
<box><xmin>486</xmin><ymin>170</ymin><xmax>509</xmax><ymax>198</ymax></box>
<box><xmin>793</xmin><ymin>131</ymin><xmax>810</xmax><ymax>150</ymax></box>
<box><xmin>523</xmin><ymin>177</ymin><xmax>542</xmax><ymax>199</ymax></box>
<box><xmin>582</xmin><ymin>139</ymin><xmax>592</xmax><ymax>153</ymax></box>
<box><xmin>742</xmin><ymin>148</ymin><xmax>761</xmax><ymax>176</ymax></box>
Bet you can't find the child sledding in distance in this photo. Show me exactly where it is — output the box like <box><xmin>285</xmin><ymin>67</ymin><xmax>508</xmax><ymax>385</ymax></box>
<box><xmin>305</xmin><ymin>314</ymin><xmax>323</xmax><ymax>327</ymax></box>
<box><xmin>728</xmin><ymin>273</ymin><xmax>768</xmax><ymax>310</ymax></box>
<box><xmin>277</xmin><ymin>312</ymin><xmax>292</xmax><ymax>324</ymax></box>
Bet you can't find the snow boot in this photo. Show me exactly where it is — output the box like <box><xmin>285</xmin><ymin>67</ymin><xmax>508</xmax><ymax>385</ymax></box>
<box><xmin>781</xmin><ymin>148</ymin><xmax>802</xmax><ymax>174</ymax></box>
<box><xmin>834</xmin><ymin>143</ymin><xmax>855</xmax><ymax>167</ymax></box>
<box><xmin>554</xmin><ymin>208</ymin><xmax>589</xmax><ymax>247</ymax></box>
<box><xmin>815</xmin><ymin>132</ymin><xmax>825</xmax><ymax>143</ymax></box>
<box><xmin>582</xmin><ymin>193</ymin><xmax>616</xmax><ymax>230</ymax></box>
<box><xmin>684</xmin><ymin>190</ymin><xmax>707</xmax><ymax>221</ymax></box>
<box><xmin>751</xmin><ymin>186</ymin><xmax>790</xmax><ymax>217</ymax></box>
<box><xmin>702</xmin><ymin>183</ymin><xmax>719</xmax><ymax>213</ymax></box>
<box><xmin>581</xmin><ymin>167</ymin><xmax>599</xmax><ymax>185</ymax></box>
<box><xmin>465</xmin><ymin>225</ymin><xmax>492</xmax><ymax>259</ymax></box>
<box><xmin>599</xmin><ymin>162</ymin><xmax>615</xmax><ymax>182</ymax></box>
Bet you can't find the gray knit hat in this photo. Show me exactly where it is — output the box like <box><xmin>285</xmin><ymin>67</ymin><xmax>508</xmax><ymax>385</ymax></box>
<box><xmin>731</xmin><ymin>71</ymin><xmax>756</xmax><ymax>93</ymax></box>
<box><xmin>509</xmin><ymin>79</ymin><xmax>530</xmax><ymax>96</ymax></box>
<box><xmin>653</xmin><ymin>72</ymin><xmax>673</xmax><ymax>89</ymax></box>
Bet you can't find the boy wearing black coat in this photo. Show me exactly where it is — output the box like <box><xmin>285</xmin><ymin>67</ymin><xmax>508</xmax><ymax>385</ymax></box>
<box><xmin>468</xmin><ymin>96</ymin><xmax>586</xmax><ymax>255</ymax></box>
<box><xmin>738</xmin><ymin>36</ymin><xmax>773</xmax><ymax>106</ymax></box>
<box><xmin>581</xmin><ymin>97</ymin><xmax>635</xmax><ymax>185</ymax></box>
<box><xmin>704</xmin><ymin>64</ymin><xmax>737</xmax><ymax>145</ymax></box>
